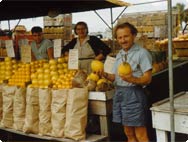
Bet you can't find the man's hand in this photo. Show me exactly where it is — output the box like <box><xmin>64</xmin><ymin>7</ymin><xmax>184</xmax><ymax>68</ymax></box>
<box><xmin>119</xmin><ymin>72</ymin><xmax>133</xmax><ymax>82</ymax></box>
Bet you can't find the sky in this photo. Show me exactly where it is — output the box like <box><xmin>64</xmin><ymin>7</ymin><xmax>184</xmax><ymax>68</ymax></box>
<box><xmin>0</xmin><ymin>0</ymin><xmax>188</xmax><ymax>33</ymax></box>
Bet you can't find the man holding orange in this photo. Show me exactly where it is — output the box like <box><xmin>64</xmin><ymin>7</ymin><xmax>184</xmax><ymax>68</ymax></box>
<box><xmin>103</xmin><ymin>22</ymin><xmax>152</xmax><ymax>142</ymax></box>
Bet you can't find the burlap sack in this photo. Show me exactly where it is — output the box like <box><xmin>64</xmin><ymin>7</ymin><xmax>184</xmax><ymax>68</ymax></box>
<box><xmin>0</xmin><ymin>84</ymin><xmax>4</xmax><ymax>122</ymax></box>
<box><xmin>64</xmin><ymin>88</ymin><xmax>88</xmax><ymax>141</ymax></box>
<box><xmin>1</xmin><ymin>85</ymin><xmax>17</xmax><ymax>128</ymax></box>
<box><xmin>13</xmin><ymin>87</ymin><xmax>26</xmax><ymax>131</ymax></box>
<box><xmin>23</xmin><ymin>87</ymin><xmax>39</xmax><ymax>134</ymax></box>
<box><xmin>38</xmin><ymin>88</ymin><xmax>52</xmax><ymax>136</ymax></box>
<box><xmin>72</xmin><ymin>70</ymin><xmax>87</xmax><ymax>88</ymax></box>
<box><xmin>84</xmin><ymin>79</ymin><xmax>96</xmax><ymax>91</ymax></box>
<box><xmin>51</xmin><ymin>89</ymin><xmax>68</xmax><ymax>138</ymax></box>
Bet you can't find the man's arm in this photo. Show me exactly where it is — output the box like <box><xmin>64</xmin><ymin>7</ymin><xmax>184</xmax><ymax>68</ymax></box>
<box><xmin>120</xmin><ymin>69</ymin><xmax>152</xmax><ymax>86</ymax></box>
<box><xmin>47</xmin><ymin>47</ymin><xmax>54</xmax><ymax>59</ymax></box>
<box><xmin>31</xmin><ymin>51</ymin><xmax>36</xmax><ymax>61</ymax></box>
<box><xmin>103</xmin><ymin>72</ymin><xmax>115</xmax><ymax>82</ymax></box>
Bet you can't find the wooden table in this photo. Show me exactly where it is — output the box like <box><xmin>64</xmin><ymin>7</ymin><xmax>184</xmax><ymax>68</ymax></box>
<box><xmin>88</xmin><ymin>90</ymin><xmax>114</xmax><ymax>138</ymax></box>
<box><xmin>0</xmin><ymin>127</ymin><xmax>107</xmax><ymax>142</ymax></box>
<box><xmin>150</xmin><ymin>91</ymin><xmax>188</xmax><ymax>142</ymax></box>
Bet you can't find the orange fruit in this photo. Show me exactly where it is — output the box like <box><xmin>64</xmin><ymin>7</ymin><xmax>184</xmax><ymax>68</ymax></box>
<box><xmin>118</xmin><ymin>62</ymin><xmax>132</xmax><ymax>76</ymax></box>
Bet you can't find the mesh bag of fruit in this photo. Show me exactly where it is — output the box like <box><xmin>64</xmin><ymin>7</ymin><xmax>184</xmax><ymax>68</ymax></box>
<box><xmin>72</xmin><ymin>70</ymin><xmax>87</xmax><ymax>88</ymax></box>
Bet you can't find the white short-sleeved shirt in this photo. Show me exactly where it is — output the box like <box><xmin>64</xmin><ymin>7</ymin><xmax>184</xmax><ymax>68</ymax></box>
<box><xmin>112</xmin><ymin>43</ymin><xmax>152</xmax><ymax>87</ymax></box>
<box><xmin>31</xmin><ymin>39</ymin><xmax>53</xmax><ymax>60</ymax></box>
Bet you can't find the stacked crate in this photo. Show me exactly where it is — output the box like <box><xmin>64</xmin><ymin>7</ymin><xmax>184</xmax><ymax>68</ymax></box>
<box><xmin>43</xmin><ymin>14</ymin><xmax>72</xmax><ymax>41</ymax></box>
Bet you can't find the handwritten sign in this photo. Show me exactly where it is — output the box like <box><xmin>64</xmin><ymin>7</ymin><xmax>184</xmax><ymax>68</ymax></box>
<box><xmin>68</xmin><ymin>49</ymin><xmax>78</xmax><ymax>69</ymax></box>
<box><xmin>154</xmin><ymin>26</ymin><xmax>160</xmax><ymax>38</ymax></box>
<box><xmin>18</xmin><ymin>39</ymin><xmax>28</xmax><ymax>47</ymax></box>
<box><xmin>53</xmin><ymin>39</ymin><xmax>62</xmax><ymax>58</ymax></box>
<box><xmin>5</xmin><ymin>40</ymin><xmax>15</xmax><ymax>57</ymax></box>
<box><xmin>20</xmin><ymin>45</ymin><xmax>31</xmax><ymax>63</ymax></box>
<box><xmin>104</xmin><ymin>55</ymin><xmax>116</xmax><ymax>74</ymax></box>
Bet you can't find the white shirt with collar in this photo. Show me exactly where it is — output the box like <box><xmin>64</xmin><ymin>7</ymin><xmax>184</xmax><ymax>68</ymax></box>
<box><xmin>112</xmin><ymin>43</ymin><xmax>152</xmax><ymax>87</ymax></box>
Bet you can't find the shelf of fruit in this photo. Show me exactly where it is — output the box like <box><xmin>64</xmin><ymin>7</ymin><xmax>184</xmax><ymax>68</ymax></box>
<box><xmin>0</xmin><ymin>56</ymin><xmax>114</xmax><ymax>93</ymax></box>
<box><xmin>172</xmin><ymin>34</ymin><xmax>188</xmax><ymax>57</ymax></box>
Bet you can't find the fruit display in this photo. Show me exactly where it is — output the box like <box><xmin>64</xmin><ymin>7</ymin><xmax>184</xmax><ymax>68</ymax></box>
<box><xmin>91</xmin><ymin>60</ymin><xmax>104</xmax><ymax>72</ymax></box>
<box><xmin>8</xmin><ymin>63</ymin><xmax>31</xmax><ymax>87</ymax></box>
<box><xmin>152</xmin><ymin>61</ymin><xmax>168</xmax><ymax>74</ymax></box>
<box><xmin>29</xmin><ymin>57</ymin><xmax>76</xmax><ymax>89</ymax></box>
<box><xmin>173</xmin><ymin>34</ymin><xmax>188</xmax><ymax>57</ymax></box>
<box><xmin>154</xmin><ymin>39</ymin><xmax>168</xmax><ymax>51</ymax></box>
<box><xmin>0</xmin><ymin>57</ymin><xmax>18</xmax><ymax>83</ymax></box>
<box><xmin>85</xmin><ymin>61</ymin><xmax>114</xmax><ymax>91</ymax></box>
<box><xmin>87</xmin><ymin>72</ymin><xmax>100</xmax><ymax>82</ymax></box>
<box><xmin>7</xmin><ymin>60</ymin><xmax>47</xmax><ymax>87</ymax></box>
<box><xmin>0</xmin><ymin>55</ymin><xmax>115</xmax><ymax>92</ymax></box>
<box><xmin>0</xmin><ymin>57</ymin><xmax>114</xmax><ymax>141</ymax></box>
<box><xmin>30</xmin><ymin>60</ymin><xmax>47</xmax><ymax>73</ymax></box>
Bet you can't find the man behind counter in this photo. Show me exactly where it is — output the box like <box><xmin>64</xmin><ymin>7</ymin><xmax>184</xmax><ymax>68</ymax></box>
<box><xmin>31</xmin><ymin>26</ymin><xmax>54</xmax><ymax>60</ymax></box>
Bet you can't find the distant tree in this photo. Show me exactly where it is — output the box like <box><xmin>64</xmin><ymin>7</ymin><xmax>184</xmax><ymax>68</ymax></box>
<box><xmin>184</xmin><ymin>9</ymin><xmax>188</xmax><ymax>24</ymax></box>
<box><xmin>172</xmin><ymin>3</ymin><xmax>186</xmax><ymax>29</ymax></box>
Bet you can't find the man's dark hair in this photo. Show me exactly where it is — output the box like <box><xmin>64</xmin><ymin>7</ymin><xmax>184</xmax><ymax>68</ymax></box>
<box><xmin>114</xmin><ymin>22</ymin><xmax>138</xmax><ymax>38</ymax></box>
<box><xmin>31</xmin><ymin>26</ymin><xmax>42</xmax><ymax>34</ymax></box>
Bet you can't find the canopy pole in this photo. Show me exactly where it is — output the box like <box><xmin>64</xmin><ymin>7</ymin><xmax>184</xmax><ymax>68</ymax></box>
<box><xmin>94</xmin><ymin>7</ymin><xmax>128</xmax><ymax>56</ymax></box>
<box><xmin>94</xmin><ymin>10</ymin><xmax>111</xmax><ymax>30</ymax></box>
<box><xmin>168</xmin><ymin>0</ymin><xmax>175</xmax><ymax>142</ymax></box>
<box><xmin>8</xmin><ymin>20</ymin><xmax>10</xmax><ymax>31</ymax></box>
<box><xmin>12</xmin><ymin>19</ymin><xmax>21</xmax><ymax>33</ymax></box>
<box><xmin>110</xmin><ymin>8</ymin><xmax>115</xmax><ymax>56</ymax></box>
<box><xmin>112</xmin><ymin>7</ymin><xmax>127</xmax><ymax>24</ymax></box>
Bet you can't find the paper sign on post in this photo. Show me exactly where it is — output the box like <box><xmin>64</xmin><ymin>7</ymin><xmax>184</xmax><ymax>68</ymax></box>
<box><xmin>53</xmin><ymin>39</ymin><xmax>62</xmax><ymax>58</ymax></box>
<box><xmin>104</xmin><ymin>55</ymin><xmax>116</xmax><ymax>74</ymax></box>
<box><xmin>20</xmin><ymin>45</ymin><xmax>31</xmax><ymax>63</ymax></box>
<box><xmin>154</xmin><ymin>26</ymin><xmax>160</xmax><ymax>38</ymax></box>
<box><xmin>5</xmin><ymin>40</ymin><xmax>15</xmax><ymax>57</ymax></box>
<box><xmin>68</xmin><ymin>49</ymin><xmax>78</xmax><ymax>69</ymax></box>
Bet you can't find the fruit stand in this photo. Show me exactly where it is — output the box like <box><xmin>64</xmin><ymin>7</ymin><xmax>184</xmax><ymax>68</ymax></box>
<box><xmin>0</xmin><ymin>1</ymin><xmax>131</xmax><ymax>141</ymax></box>
<box><xmin>0</xmin><ymin>1</ymin><xmax>187</xmax><ymax>142</ymax></box>
<box><xmin>0</xmin><ymin>54</ymin><xmax>116</xmax><ymax>141</ymax></box>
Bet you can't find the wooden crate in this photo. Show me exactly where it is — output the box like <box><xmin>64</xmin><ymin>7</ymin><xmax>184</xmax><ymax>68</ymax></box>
<box><xmin>175</xmin><ymin>48</ymin><xmax>188</xmax><ymax>57</ymax></box>
<box><xmin>88</xmin><ymin>90</ymin><xmax>114</xmax><ymax>115</ymax></box>
<box><xmin>173</xmin><ymin>40</ymin><xmax>188</xmax><ymax>49</ymax></box>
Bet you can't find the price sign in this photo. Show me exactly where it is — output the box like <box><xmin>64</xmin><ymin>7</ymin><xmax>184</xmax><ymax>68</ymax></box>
<box><xmin>154</xmin><ymin>26</ymin><xmax>160</xmax><ymax>38</ymax></box>
<box><xmin>104</xmin><ymin>55</ymin><xmax>116</xmax><ymax>74</ymax></box>
<box><xmin>53</xmin><ymin>39</ymin><xmax>62</xmax><ymax>58</ymax></box>
<box><xmin>20</xmin><ymin>45</ymin><xmax>31</xmax><ymax>63</ymax></box>
<box><xmin>68</xmin><ymin>49</ymin><xmax>78</xmax><ymax>69</ymax></box>
<box><xmin>5</xmin><ymin>40</ymin><xmax>15</xmax><ymax>57</ymax></box>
